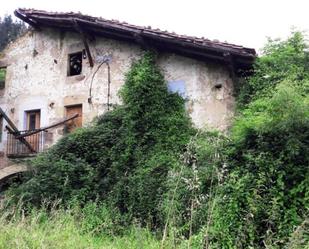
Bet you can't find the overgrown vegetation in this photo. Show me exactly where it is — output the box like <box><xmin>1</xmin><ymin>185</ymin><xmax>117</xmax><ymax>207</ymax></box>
<box><xmin>237</xmin><ymin>30</ymin><xmax>309</xmax><ymax>107</ymax></box>
<box><xmin>208</xmin><ymin>83</ymin><xmax>309</xmax><ymax>248</ymax></box>
<box><xmin>205</xmin><ymin>31</ymin><xmax>309</xmax><ymax>248</ymax></box>
<box><xmin>8</xmin><ymin>52</ymin><xmax>194</xmax><ymax>227</ymax></box>
<box><xmin>0</xmin><ymin>202</ymin><xmax>180</xmax><ymax>249</ymax></box>
<box><xmin>3</xmin><ymin>32</ymin><xmax>309</xmax><ymax>248</ymax></box>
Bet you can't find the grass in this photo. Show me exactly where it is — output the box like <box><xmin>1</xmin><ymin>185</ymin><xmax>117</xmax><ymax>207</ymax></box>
<box><xmin>0</xmin><ymin>211</ymin><xmax>159</xmax><ymax>249</ymax></box>
<box><xmin>0</xmin><ymin>202</ymin><xmax>307</xmax><ymax>249</ymax></box>
<box><xmin>1</xmin><ymin>199</ymin><xmax>307</xmax><ymax>249</ymax></box>
<box><xmin>0</xmin><ymin>204</ymin><xmax>189</xmax><ymax>249</ymax></box>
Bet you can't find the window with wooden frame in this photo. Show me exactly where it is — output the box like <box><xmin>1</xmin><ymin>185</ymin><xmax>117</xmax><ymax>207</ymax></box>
<box><xmin>26</xmin><ymin>110</ymin><xmax>41</xmax><ymax>131</ymax></box>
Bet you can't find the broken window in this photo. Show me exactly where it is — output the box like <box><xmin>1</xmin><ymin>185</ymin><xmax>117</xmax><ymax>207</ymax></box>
<box><xmin>0</xmin><ymin>68</ymin><xmax>6</xmax><ymax>89</ymax></box>
<box><xmin>68</xmin><ymin>52</ymin><xmax>82</xmax><ymax>76</ymax></box>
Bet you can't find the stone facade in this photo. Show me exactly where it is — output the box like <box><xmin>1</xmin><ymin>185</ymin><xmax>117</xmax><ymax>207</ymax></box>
<box><xmin>0</xmin><ymin>27</ymin><xmax>236</xmax><ymax>163</ymax></box>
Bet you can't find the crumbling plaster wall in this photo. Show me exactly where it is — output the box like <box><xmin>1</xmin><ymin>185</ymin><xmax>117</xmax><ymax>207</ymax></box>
<box><xmin>0</xmin><ymin>28</ymin><xmax>235</xmax><ymax>153</ymax></box>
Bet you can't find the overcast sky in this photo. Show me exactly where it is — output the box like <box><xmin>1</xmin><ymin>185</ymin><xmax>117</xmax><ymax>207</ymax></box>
<box><xmin>1</xmin><ymin>0</ymin><xmax>308</xmax><ymax>53</ymax></box>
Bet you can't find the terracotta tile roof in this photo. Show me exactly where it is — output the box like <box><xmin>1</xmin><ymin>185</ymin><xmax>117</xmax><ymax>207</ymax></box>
<box><xmin>15</xmin><ymin>8</ymin><xmax>256</xmax><ymax>73</ymax></box>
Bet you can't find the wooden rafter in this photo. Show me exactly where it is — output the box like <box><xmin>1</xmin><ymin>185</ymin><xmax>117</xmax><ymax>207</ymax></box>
<box><xmin>73</xmin><ymin>19</ymin><xmax>94</xmax><ymax>67</ymax></box>
<box><xmin>14</xmin><ymin>10</ymin><xmax>41</xmax><ymax>30</ymax></box>
<box><xmin>14</xmin><ymin>8</ymin><xmax>256</xmax><ymax>74</ymax></box>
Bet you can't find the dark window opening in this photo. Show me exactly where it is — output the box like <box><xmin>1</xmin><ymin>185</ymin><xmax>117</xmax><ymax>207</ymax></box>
<box><xmin>26</xmin><ymin>110</ymin><xmax>41</xmax><ymax>131</ymax></box>
<box><xmin>68</xmin><ymin>52</ymin><xmax>82</xmax><ymax>76</ymax></box>
<box><xmin>29</xmin><ymin>113</ymin><xmax>36</xmax><ymax>130</ymax></box>
<box><xmin>0</xmin><ymin>68</ymin><xmax>6</xmax><ymax>89</ymax></box>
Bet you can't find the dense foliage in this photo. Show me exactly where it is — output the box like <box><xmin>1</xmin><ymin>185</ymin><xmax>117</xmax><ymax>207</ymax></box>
<box><xmin>9</xmin><ymin>52</ymin><xmax>194</xmax><ymax>227</ymax></box>
<box><xmin>208</xmin><ymin>83</ymin><xmax>309</xmax><ymax>248</ymax></box>
<box><xmin>0</xmin><ymin>15</ymin><xmax>27</xmax><ymax>51</ymax></box>
<box><xmin>6</xmin><ymin>32</ymin><xmax>309</xmax><ymax>248</ymax></box>
<box><xmin>237</xmin><ymin>30</ymin><xmax>309</xmax><ymax>107</ymax></box>
<box><xmin>205</xmin><ymin>32</ymin><xmax>309</xmax><ymax>248</ymax></box>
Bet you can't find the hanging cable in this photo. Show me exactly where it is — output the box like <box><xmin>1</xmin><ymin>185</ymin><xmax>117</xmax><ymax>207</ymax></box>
<box><xmin>107</xmin><ymin>63</ymin><xmax>111</xmax><ymax>111</ymax></box>
<box><xmin>88</xmin><ymin>56</ymin><xmax>111</xmax><ymax>108</ymax></box>
<box><xmin>88</xmin><ymin>61</ymin><xmax>104</xmax><ymax>104</ymax></box>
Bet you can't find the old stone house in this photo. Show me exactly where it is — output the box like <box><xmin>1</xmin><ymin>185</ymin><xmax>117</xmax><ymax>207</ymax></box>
<box><xmin>0</xmin><ymin>9</ymin><xmax>256</xmax><ymax>167</ymax></box>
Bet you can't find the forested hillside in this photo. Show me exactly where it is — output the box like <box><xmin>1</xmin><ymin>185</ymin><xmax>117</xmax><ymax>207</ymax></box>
<box><xmin>2</xmin><ymin>31</ymin><xmax>308</xmax><ymax>249</ymax></box>
<box><xmin>0</xmin><ymin>15</ymin><xmax>26</xmax><ymax>85</ymax></box>
<box><xmin>0</xmin><ymin>15</ymin><xmax>26</xmax><ymax>51</ymax></box>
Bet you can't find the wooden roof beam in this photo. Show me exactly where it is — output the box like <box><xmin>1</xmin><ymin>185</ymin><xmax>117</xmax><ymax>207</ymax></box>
<box><xmin>14</xmin><ymin>10</ymin><xmax>41</xmax><ymax>30</ymax></box>
<box><xmin>73</xmin><ymin>19</ymin><xmax>94</xmax><ymax>67</ymax></box>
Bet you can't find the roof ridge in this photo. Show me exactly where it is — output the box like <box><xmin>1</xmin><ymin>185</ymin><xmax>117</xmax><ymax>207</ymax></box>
<box><xmin>15</xmin><ymin>8</ymin><xmax>256</xmax><ymax>73</ymax></box>
<box><xmin>17</xmin><ymin>8</ymin><xmax>255</xmax><ymax>53</ymax></box>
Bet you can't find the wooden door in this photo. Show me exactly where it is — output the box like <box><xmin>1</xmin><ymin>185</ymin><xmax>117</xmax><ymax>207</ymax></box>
<box><xmin>26</xmin><ymin>110</ymin><xmax>41</xmax><ymax>152</ymax></box>
<box><xmin>65</xmin><ymin>105</ymin><xmax>82</xmax><ymax>133</ymax></box>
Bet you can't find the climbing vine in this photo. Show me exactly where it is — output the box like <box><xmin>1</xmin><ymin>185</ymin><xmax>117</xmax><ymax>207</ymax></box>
<box><xmin>8</xmin><ymin>52</ymin><xmax>194</xmax><ymax>227</ymax></box>
<box><xmin>6</xmin><ymin>32</ymin><xmax>309</xmax><ymax>248</ymax></box>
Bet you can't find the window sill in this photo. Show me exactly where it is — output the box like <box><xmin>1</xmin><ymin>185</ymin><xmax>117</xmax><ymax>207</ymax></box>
<box><xmin>66</xmin><ymin>74</ymin><xmax>86</xmax><ymax>83</ymax></box>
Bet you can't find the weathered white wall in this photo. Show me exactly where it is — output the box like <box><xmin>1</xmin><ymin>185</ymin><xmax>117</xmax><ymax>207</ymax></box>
<box><xmin>0</xmin><ymin>28</ymin><xmax>235</xmax><ymax>158</ymax></box>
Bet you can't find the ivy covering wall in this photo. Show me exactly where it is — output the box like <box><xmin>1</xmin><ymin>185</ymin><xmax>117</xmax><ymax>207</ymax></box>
<box><xmin>6</xmin><ymin>32</ymin><xmax>309</xmax><ymax>248</ymax></box>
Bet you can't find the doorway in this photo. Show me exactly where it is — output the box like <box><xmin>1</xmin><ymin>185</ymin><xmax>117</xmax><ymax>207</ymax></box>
<box><xmin>65</xmin><ymin>104</ymin><xmax>82</xmax><ymax>133</ymax></box>
<box><xmin>25</xmin><ymin>110</ymin><xmax>41</xmax><ymax>152</ymax></box>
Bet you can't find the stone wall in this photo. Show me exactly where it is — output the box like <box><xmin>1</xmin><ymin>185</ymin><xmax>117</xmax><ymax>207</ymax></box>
<box><xmin>0</xmin><ymin>28</ymin><xmax>235</xmax><ymax>163</ymax></box>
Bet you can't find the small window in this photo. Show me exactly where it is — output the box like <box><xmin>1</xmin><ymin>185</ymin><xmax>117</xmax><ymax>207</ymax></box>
<box><xmin>0</xmin><ymin>68</ymin><xmax>6</xmax><ymax>89</ymax></box>
<box><xmin>68</xmin><ymin>52</ymin><xmax>82</xmax><ymax>76</ymax></box>
<box><xmin>168</xmin><ymin>80</ymin><xmax>186</xmax><ymax>98</ymax></box>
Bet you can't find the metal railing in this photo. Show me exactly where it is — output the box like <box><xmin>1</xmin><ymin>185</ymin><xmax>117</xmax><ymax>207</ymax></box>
<box><xmin>6</xmin><ymin>130</ymin><xmax>45</xmax><ymax>157</ymax></box>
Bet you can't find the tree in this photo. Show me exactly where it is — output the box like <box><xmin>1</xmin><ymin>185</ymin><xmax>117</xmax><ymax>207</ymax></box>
<box><xmin>0</xmin><ymin>15</ymin><xmax>27</xmax><ymax>51</ymax></box>
<box><xmin>208</xmin><ymin>31</ymin><xmax>309</xmax><ymax>248</ymax></box>
<box><xmin>237</xmin><ymin>30</ymin><xmax>309</xmax><ymax>108</ymax></box>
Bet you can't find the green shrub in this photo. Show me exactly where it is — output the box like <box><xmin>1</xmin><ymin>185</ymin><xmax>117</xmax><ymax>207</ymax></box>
<box><xmin>237</xmin><ymin>30</ymin><xmax>309</xmax><ymax>107</ymax></box>
<box><xmin>9</xmin><ymin>154</ymin><xmax>97</xmax><ymax>206</ymax></box>
<box><xmin>8</xmin><ymin>52</ymin><xmax>194</xmax><ymax>228</ymax></box>
<box><xmin>208</xmin><ymin>82</ymin><xmax>309</xmax><ymax>248</ymax></box>
<box><xmin>5</xmin><ymin>32</ymin><xmax>309</xmax><ymax>249</ymax></box>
